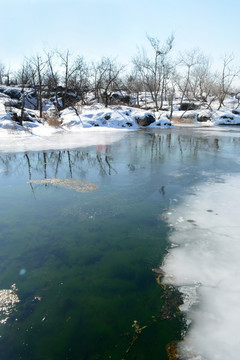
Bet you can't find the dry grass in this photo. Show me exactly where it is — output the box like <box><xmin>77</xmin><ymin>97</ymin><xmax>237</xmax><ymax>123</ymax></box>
<box><xmin>166</xmin><ymin>341</ymin><xmax>179</xmax><ymax>360</ymax></box>
<box><xmin>42</xmin><ymin>112</ymin><xmax>62</xmax><ymax>127</ymax></box>
<box><xmin>170</xmin><ymin>115</ymin><xmax>196</xmax><ymax>124</ymax></box>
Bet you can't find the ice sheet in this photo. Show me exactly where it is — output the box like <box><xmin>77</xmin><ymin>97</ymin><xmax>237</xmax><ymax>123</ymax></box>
<box><xmin>163</xmin><ymin>175</ymin><xmax>240</xmax><ymax>360</ymax></box>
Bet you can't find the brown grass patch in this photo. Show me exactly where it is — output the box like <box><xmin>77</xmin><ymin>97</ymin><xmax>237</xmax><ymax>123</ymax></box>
<box><xmin>171</xmin><ymin>115</ymin><xmax>195</xmax><ymax>124</ymax></box>
<box><xmin>166</xmin><ymin>341</ymin><xmax>179</xmax><ymax>360</ymax></box>
<box><xmin>42</xmin><ymin>112</ymin><xmax>62</xmax><ymax>127</ymax></box>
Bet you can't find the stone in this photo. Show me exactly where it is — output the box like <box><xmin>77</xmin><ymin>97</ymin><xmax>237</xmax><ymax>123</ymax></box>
<box><xmin>135</xmin><ymin>114</ymin><xmax>155</xmax><ymax>127</ymax></box>
<box><xmin>111</xmin><ymin>93</ymin><xmax>131</xmax><ymax>105</ymax></box>
<box><xmin>220</xmin><ymin>115</ymin><xmax>234</xmax><ymax>120</ymax></box>
<box><xmin>3</xmin><ymin>88</ymin><xmax>22</xmax><ymax>100</ymax></box>
<box><xmin>10</xmin><ymin>112</ymin><xmax>20</xmax><ymax>123</ymax></box>
<box><xmin>179</xmin><ymin>102</ymin><xmax>198</xmax><ymax>111</ymax></box>
<box><xmin>197</xmin><ymin>115</ymin><xmax>211</xmax><ymax>122</ymax></box>
<box><xmin>232</xmin><ymin>109</ymin><xmax>240</xmax><ymax>115</ymax></box>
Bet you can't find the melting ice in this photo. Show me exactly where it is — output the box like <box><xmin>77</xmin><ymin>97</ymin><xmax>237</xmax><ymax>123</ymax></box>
<box><xmin>163</xmin><ymin>174</ymin><xmax>240</xmax><ymax>360</ymax></box>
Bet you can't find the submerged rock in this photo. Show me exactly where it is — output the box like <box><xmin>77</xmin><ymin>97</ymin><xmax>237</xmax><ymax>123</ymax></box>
<box><xmin>27</xmin><ymin>178</ymin><xmax>100</xmax><ymax>193</ymax></box>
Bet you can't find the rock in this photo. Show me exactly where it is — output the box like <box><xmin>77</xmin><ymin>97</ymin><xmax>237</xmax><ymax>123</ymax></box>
<box><xmin>123</xmin><ymin>95</ymin><xmax>131</xmax><ymax>104</ymax></box>
<box><xmin>232</xmin><ymin>109</ymin><xmax>240</xmax><ymax>115</ymax></box>
<box><xmin>4</xmin><ymin>99</ymin><xmax>22</xmax><ymax>110</ymax></box>
<box><xmin>197</xmin><ymin>116</ymin><xmax>210</xmax><ymax>122</ymax></box>
<box><xmin>220</xmin><ymin>115</ymin><xmax>234</xmax><ymax>120</ymax></box>
<box><xmin>197</xmin><ymin>115</ymin><xmax>211</xmax><ymax>122</ymax></box>
<box><xmin>110</xmin><ymin>93</ymin><xmax>131</xmax><ymax>105</ymax></box>
<box><xmin>3</xmin><ymin>88</ymin><xmax>22</xmax><ymax>100</ymax></box>
<box><xmin>135</xmin><ymin>114</ymin><xmax>155</xmax><ymax>127</ymax></box>
<box><xmin>179</xmin><ymin>102</ymin><xmax>198</xmax><ymax>111</ymax></box>
<box><xmin>197</xmin><ymin>111</ymin><xmax>212</xmax><ymax>122</ymax></box>
<box><xmin>22</xmin><ymin>111</ymin><xmax>36</xmax><ymax>122</ymax></box>
<box><xmin>10</xmin><ymin>112</ymin><xmax>20</xmax><ymax>123</ymax></box>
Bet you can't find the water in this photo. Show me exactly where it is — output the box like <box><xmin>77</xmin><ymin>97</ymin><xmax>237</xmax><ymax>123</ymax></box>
<box><xmin>0</xmin><ymin>127</ymin><xmax>239</xmax><ymax>360</ymax></box>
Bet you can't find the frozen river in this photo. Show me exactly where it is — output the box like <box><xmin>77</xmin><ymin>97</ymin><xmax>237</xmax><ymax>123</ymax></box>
<box><xmin>0</xmin><ymin>126</ymin><xmax>239</xmax><ymax>359</ymax></box>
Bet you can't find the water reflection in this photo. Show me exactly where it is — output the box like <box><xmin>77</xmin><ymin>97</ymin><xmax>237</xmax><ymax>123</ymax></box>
<box><xmin>0</xmin><ymin>129</ymin><xmax>238</xmax><ymax>184</ymax></box>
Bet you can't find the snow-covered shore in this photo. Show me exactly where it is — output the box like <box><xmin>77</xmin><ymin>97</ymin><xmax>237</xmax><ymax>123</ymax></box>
<box><xmin>0</xmin><ymin>88</ymin><xmax>173</xmax><ymax>137</ymax></box>
<box><xmin>1</xmin><ymin>86</ymin><xmax>240</xmax><ymax>147</ymax></box>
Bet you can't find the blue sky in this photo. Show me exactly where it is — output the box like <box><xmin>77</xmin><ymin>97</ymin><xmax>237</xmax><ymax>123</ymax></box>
<box><xmin>1</xmin><ymin>0</ymin><xmax>240</xmax><ymax>71</ymax></box>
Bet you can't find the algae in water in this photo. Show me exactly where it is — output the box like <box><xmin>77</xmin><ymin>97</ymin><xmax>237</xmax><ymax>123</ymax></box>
<box><xmin>27</xmin><ymin>178</ymin><xmax>100</xmax><ymax>193</ymax></box>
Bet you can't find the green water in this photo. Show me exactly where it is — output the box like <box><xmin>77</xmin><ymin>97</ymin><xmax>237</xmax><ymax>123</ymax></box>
<box><xmin>0</xmin><ymin>128</ymin><xmax>239</xmax><ymax>360</ymax></box>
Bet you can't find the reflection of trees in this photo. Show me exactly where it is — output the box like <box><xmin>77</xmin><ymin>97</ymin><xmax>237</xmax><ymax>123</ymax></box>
<box><xmin>0</xmin><ymin>131</ymin><xmax>239</xmax><ymax>184</ymax></box>
<box><xmin>0</xmin><ymin>154</ymin><xmax>17</xmax><ymax>175</ymax></box>
<box><xmin>0</xmin><ymin>150</ymin><xmax>118</xmax><ymax>181</ymax></box>
<box><xmin>96</xmin><ymin>154</ymin><xmax>117</xmax><ymax>176</ymax></box>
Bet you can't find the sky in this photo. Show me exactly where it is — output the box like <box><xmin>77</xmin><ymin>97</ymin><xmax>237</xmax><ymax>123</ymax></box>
<box><xmin>1</xmin><ymin>0</ymin><xmax>240</xmax><ymax>74</ymax></box>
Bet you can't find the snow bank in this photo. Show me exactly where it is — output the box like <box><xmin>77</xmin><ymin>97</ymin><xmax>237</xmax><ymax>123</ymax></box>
<box><xmin>59</xmin><ymin>105</ymin><xmax>173</xmax><ymax>129</ymax></box>
<box><xmin>213</xmin><ymin>110</ymin><xmax>240</xmax><ymax>126</ymax></box>
<box><xmin>162</xmin><ymin>175</ymin><xmax>240</xmax><ymax>360</ymax></box>
<box><xmin>0</xmin><ymin>92</ymin><xmax>173</xmax><ymax>135</ymax></box>
<box><xmin>0</xmin><ymin>93</ymin><xmax>170</xmax><ymax>151</ymax></box>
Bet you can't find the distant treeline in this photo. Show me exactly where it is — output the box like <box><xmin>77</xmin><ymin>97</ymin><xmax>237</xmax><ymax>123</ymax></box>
<box><xmin>0</xmin><ymin>35</ymin><xmax>239</xmax><ymax>114</ymax></box>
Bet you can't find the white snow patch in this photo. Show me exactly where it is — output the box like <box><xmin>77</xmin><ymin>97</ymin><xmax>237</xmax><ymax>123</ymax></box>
<box><xmin>162</xmin><ymin>175</ymin><xmax>240</xmax><ymax>360</ymax></box>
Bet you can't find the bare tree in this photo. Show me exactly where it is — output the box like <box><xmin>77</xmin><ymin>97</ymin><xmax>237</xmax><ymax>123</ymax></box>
<box><xmin>0</xmin><ymin>62</ymin><xmax>5</xmax><ymax>84</ymax></box>
<box><xmin>45</xmin><ymin>51</ymin><xmax>61</xmax><ymax>110</ymax></box>
<box><xmin>0</xmin><ymin>63</ymin><xmax>12</xmax><ymax>85</ymax></box>
<box><xmin>92</xmin><ymin>57</ymin><xmax>125</xmax><ymax>107</ymax></box>
<box><xmin>133</xmin><ymin>34</ymin><xmax>174</xmax><ymax>111</ymax></box>
<box><xmin>187</xmin><ymin>55</ymin><xmax>211</xmax><ymax>101</ymax></box>
<box><xmin>57</xmin><ymin>50</ymin><xmax>80</xmax><ymax>109</ymax></box>
<box><xmin>70</xmin><ymin>56</ymin><xmax>90</xmax><ymax>104</ymax></box>
<box><xmin>16</xmin><ymin>61</ymin><xmax>31</xmax><ymax>125</ymax></box>
<box><xmin>125</xmin><ymin>70</ymin><xmax>143</xmax><ymax>107</ymax></box>
<box><xmin>177</xmin><ymin>49</ymin><xmax>204</xmax><ymax>105</ymax></box>
<box><xmin>215</xmin><ymin>55</ymin><xmax>239</xmax><ymax>109</ymax></box>
<box><xmin>28</xmin><ymin>55</ymin><xmax>47</xmax><ymax>117</ymax></box>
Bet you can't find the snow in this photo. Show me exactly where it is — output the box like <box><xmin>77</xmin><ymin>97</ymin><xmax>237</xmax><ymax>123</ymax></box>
<box><xmin>162</xmin><ymin>175</ymin><xmax>240</xmax><ymax>360</ymax></box>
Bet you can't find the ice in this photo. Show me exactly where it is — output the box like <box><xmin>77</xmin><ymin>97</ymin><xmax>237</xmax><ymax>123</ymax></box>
<box><xmin>0</xmin><ymin>128</ymin><xmax>127</xmax><ymax>153</ymax></box>
<box><xmin>162</xmin><ymin>175</ymin><xmax>240</xmax><ymax>360</ymax></box>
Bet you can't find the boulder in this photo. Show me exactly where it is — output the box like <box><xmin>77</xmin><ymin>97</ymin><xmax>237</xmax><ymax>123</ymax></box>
<box><xmin>232</xmin><ymin>109</ymin><xmax>240</xmax><ymax>115</ymax></box>
<box><xmin>220</xmin><ymin>115</ymin><xmax>234</xmax><ymax>120</ymax></box>
<box><xmin>3</xmin><ymin>88</ymin><xmax>22</xmax><ymax>100</ymax></box>
<box><xmin>179</xmin><ymin>102</ymin><xmax>198</xmax><ymax>111</ymax></box>
<box><xmin>197</xmin><ymin>115</ymin><xmax>211</xmax><ymax>122</ymax></box>
<box><xmin>135</xmin><ymin>114</ymin><xmax>155</xmax><ymax>127</ymax></box>
<box><xmin>111</xmin><ymin>93</ymin><xmax>131</xmax><ymax>105</ymax></box>
<box><xmin>10</xmin><ymin>112</ymin><xmax>20</xmax><ymax>123</ymax></box>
